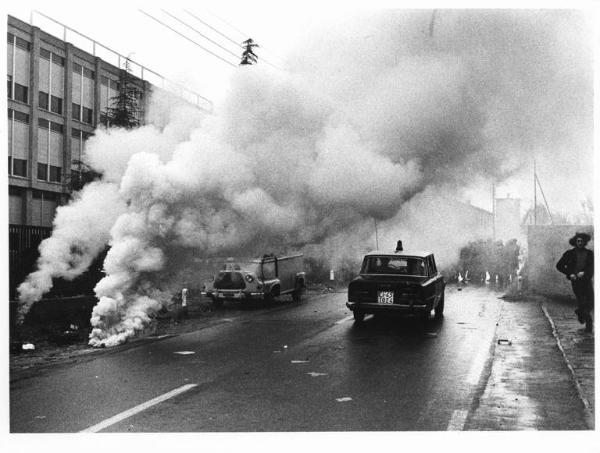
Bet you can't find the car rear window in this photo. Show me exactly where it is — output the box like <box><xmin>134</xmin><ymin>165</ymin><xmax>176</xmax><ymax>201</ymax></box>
<box><xmin>361</xmin><ymin>256</ymin><xmax>426</xmax><ymax>276</ymax></box>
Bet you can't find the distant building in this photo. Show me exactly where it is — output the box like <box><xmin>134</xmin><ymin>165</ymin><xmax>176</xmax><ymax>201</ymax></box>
<box><xmin>7</xmin><ymin>14</ymin><xmax>210</xmax><ymax>298</ymax></box>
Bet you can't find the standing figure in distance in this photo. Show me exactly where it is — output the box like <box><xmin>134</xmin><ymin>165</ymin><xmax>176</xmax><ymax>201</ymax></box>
<box><xmin>556</xmin><ymin>232</ymin><xmax>594</xmax><ymax>332</ymax></box>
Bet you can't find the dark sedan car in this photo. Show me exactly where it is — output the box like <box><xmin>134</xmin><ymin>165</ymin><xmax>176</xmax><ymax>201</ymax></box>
<box><xmin>346</xmin><ymin>250</ymin><xmax>445</xmax><ymax>323</ymax></box>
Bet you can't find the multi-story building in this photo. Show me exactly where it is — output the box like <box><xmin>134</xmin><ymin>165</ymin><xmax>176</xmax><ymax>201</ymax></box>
<box><xmin>7</xmin><ymin>14</ymin><xmax>210</xmax><ymax>298</ymax></box>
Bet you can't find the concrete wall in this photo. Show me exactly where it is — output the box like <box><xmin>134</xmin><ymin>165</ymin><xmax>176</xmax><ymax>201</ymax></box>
<box><xmin>526</xmin><ymin>225</ymin><xmax>594</xmax><ymax>297</ymax></box>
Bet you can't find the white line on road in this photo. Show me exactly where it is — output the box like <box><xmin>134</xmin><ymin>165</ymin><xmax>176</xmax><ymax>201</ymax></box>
<box><xmin>447</xmin><ymin>409</ymin><xmax>469</xmax><ymax>430</ymax></box>
<box><xmin>466</xmin><ymin>323</ymin><xmax>496</xmax><ymax>385</ymax></box>
<box><xmin>335</xmin><ymin>315</ymin><xmax>354</xmax><ymax>325</ymax></box>
<box><xmin>80</xmin><ymin>383</ymin><xmax>198</xmax><ymax>433</ymax></box>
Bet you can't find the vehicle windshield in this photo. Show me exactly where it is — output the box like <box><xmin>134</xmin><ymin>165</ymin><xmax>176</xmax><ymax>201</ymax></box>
<box><xmin>361</xmin><ymin>256</ymin><xmax>426</xmax><ymax>276</ymax></box>
<box><xmin>219</xmin><ymin>260</ymin><xmax>260</xmax><ymax>274</ymax></box>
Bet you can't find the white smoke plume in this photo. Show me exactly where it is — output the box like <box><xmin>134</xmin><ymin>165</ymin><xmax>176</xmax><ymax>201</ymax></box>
<box><xmin>17</xmin><ymin>10</ymin><xmax>592</xmax><ymax>346</ymax></box>
<box><xmin>17</xmin><ymin>182</ymin><xmax>126</xmax><ymax>321</ymax></box>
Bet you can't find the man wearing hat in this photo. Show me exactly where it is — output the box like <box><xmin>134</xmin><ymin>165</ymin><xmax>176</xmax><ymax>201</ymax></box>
<box><xmin>556</xmin><ymin>232</ymin><xmax>594</xmax><ymax>332</ymax></box>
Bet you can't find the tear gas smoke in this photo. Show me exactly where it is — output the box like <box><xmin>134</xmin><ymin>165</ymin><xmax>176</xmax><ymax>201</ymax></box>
<box><xmin>17</xmin><ymin>10</ymin><xmax>592</xmax><ymax>346</ymax></box>
<box><xmin>17</xmin><ymin>182</ymin><xmax>126</xmax><ymax>323</ymax></box>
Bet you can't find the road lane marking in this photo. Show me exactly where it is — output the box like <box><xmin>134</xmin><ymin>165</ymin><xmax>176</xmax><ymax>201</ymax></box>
<box><xmin>174</xmin><ymin>351</ymin><xmax>195</xmax><ymax>355</ymax></box>
<box><xmin>80</xmin><ymin>383</ymin><xmax>198</xmax><ymax>433</ymax></box>
<box><xmin>335</xmin><ymin>315</ymin><xmax>353</xmax><ymax>325</ymax></box>
<box><xmin>447</xmin><ymin>409</ymin><xmax>469</xmax><ymax>430</ymax></box>
<box><xmin>466</xmin><ymin>324</ymin><xmax>496</xmax><ymax>385</ymax></box>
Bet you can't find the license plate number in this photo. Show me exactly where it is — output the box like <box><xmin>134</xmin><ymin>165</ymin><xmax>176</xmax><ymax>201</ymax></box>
<box><xmin>378</xmin><ymin>291</ymin><xmax>394</xmax><ymax>304</ymax></box>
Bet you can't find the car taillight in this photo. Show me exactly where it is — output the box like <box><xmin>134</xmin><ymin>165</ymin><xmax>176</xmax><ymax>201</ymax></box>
<box><xmin>245</xmin><ymin>274</ymin><xmax>254</xmax><ymax>283</ymax></box>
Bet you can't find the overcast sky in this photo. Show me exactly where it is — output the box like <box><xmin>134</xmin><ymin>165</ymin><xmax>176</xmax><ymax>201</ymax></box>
<box><xmin>4</xmin><ymin>0</ymin><xmax>599</xmax><ymax>218</ymax></box>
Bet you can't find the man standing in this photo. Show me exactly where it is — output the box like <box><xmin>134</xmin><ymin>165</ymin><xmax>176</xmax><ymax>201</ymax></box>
<box><xmin>556</xmin><ymin>232</ymin><xmax>594</xmax><ymax>332</ymax></box>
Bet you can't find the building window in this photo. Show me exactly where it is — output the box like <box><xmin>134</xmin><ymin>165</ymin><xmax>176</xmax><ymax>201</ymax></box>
<box><xmin>40</xmin><ymin>48</ymin><xmax>51</xmax><ymax>60</ymax></box>
<box><xmin>15</xmin><ymin>36</ymin><xmax>31</xmax><ymax>51</ymax></box>
<box><xmin>13</xmin><ymin>158</ymin><xmax>27</xmax><ymax>177</ymax></box>
<box><xmin>72</xmin><ymin>103</ymin><xmax>81</xmax><ymax>121</ymax></box>
<box><xmin>38</xmin><ymin>163</ymin><xmax>48</xmax><ymax>180</ymax></box>
<box><xmin>83</xmin><ymin>67</ymin><xmax>95</xmax><ymax>79</ymax></box>
<box><xmin>12</xmin><ymin>110</ymin><xmax>30</xmax><ymax>124</ymax></box>
<box><xmin>39</xmin><ymin>91</ymin><xmax>49</xmax><ymax>110</ymax></box>
<box><xmin>82</xmin><ymin>107</ymin><xmax>93</xmax><ymax>124</ymax></box>
<box><xmin>7</xmin><ymin>76</ymin><xmax>12</xmax><ymax>99</ymax></box>
<box><xmin>8</xmin><ymin>156</ymin><xmax>12</xmax><ymax>175</ymax></box>
<box><xmin>14</xmin><ymin>83</ymin><xmax>28</xmax><ymax>103</ymax></box>
<box><xmin>8</xmin><ymin>33</ymin><xmax>31</xmax><ymax>51</ymax></box>
<box><xmin>50</xmin><ymin>122</ymin><xmax>64</xmax><ymax>134</ymax></box>
<box><xmin>51</xmin><ymin>96</ymin><xmax>63</xmax><ymax>114</ymax></box>
<box><xmin>38</xmin><ymin>118</ymin><xmax>50</xmax><ymax>129</ymax></box>
<box><xmin>51</xmin><ymin>54</ymin><xmax>65</xmax><ymax>66</ymax></box>
<box><xmin>49</xmin><ymin>165</ymin><xmax>62</xmax><ymax>182</ymax></box>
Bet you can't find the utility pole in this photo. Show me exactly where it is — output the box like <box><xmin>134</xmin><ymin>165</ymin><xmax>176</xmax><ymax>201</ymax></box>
<box><xmin>492</xmin><ymin>181</ymin><xmax>496</xmax><ymax>240</ymax></box>
<box><xmin>533</xmin><ymin>159</ymin><xmax>537</xmax><ymax>225</ymax></box>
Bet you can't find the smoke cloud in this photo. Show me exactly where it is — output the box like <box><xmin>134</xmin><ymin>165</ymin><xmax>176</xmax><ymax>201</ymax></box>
<box><xmin>17</xmin><ymin>10</ymin><xmax>592</xmax><ymax>345</ymax></box>
<box><xmin>17</xmin><ymin>182</ymin><xmax>126</xmax><ymax>321</ymax></box>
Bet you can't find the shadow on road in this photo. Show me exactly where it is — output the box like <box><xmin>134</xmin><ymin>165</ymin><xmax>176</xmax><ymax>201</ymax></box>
<box><xmin>348</xmin><ymin>314</ymin><xmax>445</xmax><ymax>340</ymax></box>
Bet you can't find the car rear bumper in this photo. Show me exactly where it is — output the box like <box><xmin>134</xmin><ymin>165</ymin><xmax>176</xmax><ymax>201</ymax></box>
<box><xmin>346</xmin><ymin>301</ymin><xmax>432</xmax><ymax>315</ymax></box>
<box><xmin>202</xmin><ymin>291</ymin><xmax>265</xmax><ymax>300</ymax></box>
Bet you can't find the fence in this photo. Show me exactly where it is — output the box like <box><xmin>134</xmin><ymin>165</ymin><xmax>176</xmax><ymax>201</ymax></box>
<box><xmin>9</xmin><ymin>225</ymin><xmax>52</xmax><ymax>300</ymax></box>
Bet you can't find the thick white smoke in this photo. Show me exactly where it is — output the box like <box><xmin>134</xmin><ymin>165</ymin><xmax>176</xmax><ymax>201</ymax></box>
<box><xmin>17</xmin><ymin>182</ymin><xmax>126</xmax><ymax>322</ymax></box>
<box><xmin>18</xmin><ymin>10</ymin><xmax>592</xmax><ymax>346</ymax></box>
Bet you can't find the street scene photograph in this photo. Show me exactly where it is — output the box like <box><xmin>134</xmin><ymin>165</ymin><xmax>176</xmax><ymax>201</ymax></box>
<box><xmin>2</xmin><ymin>0</ymin><xmax>597</xmax><ymax>451</ymax></box>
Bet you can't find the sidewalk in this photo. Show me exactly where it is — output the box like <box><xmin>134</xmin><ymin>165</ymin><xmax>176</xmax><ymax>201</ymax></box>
<box><xmin>542</xmin><ymin>295</ymin><xmax>595</xmax><ymax>427</ymax></box>
<box><xmin>467</xmin><ymin>293</ymin><xmax>594</xmax><ymax>430</ymax></box>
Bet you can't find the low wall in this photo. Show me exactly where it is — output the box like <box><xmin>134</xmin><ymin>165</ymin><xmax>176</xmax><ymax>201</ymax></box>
<box><xmin>526</xmin><ymin>225</ymin><xmax>594</xmax><ymax>297</ymax></box>
<box><xmin>9</xmin><ymin>296</ymin><xmax>98</xmax><ymax>331</ymax></box>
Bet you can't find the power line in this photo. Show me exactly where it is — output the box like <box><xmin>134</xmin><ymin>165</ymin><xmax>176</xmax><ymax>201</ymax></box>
<box><xmin>183</xmin><ymin>9</ymin><xmax>241</xmax><ymax>48</ymax></box>
<box><xmin>139</xmin><ymin>9</ymin><xmax>238</xmax><ymax>68</ymax></box>
<box><xmin>161</xmin><ymin>9</ymin><xmax>241</xmax><ymax>61</ymax></box>
<box><xmin>188</xmin><ymin>8</ymin><xmax>283</xmax><ymax>70</ymax></box>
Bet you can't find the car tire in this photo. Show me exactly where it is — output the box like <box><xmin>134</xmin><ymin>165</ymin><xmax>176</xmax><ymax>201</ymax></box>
<box><xmin>353</xmin><ymin>310</ymin><xmax>365</xmax><ymax>323</ymax></box>
<box><xmin>434</xmin><ymin>291</ymin><xmax>445</xmax><ymax>319</ymax></box>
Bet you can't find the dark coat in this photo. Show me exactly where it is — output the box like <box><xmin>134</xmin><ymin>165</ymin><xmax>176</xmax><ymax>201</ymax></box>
<box><xmin>556</xmin><ymin>248</ymin><xmax>594</xmax><ymax>280</ymax></box>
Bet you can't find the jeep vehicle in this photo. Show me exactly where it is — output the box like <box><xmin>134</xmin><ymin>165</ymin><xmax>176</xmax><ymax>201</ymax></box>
<box><xmin>346</xmin><ymin>248</ymin><xmax>445</xmax><ymax>323</ymax></box>
<box><xmin>203</xmin><ymin>254</ymin><xmax>306</xmax><ymax>307</ymax></box>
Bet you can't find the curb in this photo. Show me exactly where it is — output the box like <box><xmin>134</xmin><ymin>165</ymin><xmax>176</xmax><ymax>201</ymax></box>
<box><xmin>541</xmin><ymin>303</ymin><xmax>594</xmax><ymax>429</ymax></box>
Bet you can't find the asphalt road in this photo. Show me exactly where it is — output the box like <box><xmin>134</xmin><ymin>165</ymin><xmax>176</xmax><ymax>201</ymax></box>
<box><xmin>10</xmin><ymin>285</ymin><xmax>505</xmax><ymax>432</ymax></box>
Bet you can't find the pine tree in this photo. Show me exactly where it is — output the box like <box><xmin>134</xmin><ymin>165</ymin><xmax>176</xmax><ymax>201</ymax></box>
<box><xmin>106</xmin><ymin>58</ymin><xmax>141</xmax><ymax>128</ymax></box>
<box><xmin>240</xmin><ymin>38</ymin><xmax>259</xmax><ymax>65</ymax></box>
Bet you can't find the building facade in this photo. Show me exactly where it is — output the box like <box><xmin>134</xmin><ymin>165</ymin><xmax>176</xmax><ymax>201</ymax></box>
<box><xmin>7</xmin><ymin>14</ymin><xmax>208</xmax><ymax>299</ymax></box>
<box><xmin>7</xmin><ymin>14</ymin><xmax>152</xmax><ymax>228</ymax></box>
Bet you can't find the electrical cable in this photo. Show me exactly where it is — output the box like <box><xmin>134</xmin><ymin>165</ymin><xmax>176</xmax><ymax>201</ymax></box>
<box><xmin>183</xmin><ymin>9</ymin><xmax>242</xmax><ymax>48</ymax></box>
<box><xmin>139</xmin><ymin>9</ymin><xmax>238</xmax><ymax>68</ymax></box>
<box><xmin>186</xmin><ymin>8</ymin><xmax>283</xmax><ymax>70</ymax></box>
<box><xmin>161</xmin><ymin>9</ymin><xmax>241</xmax><ymax>61</ymax></box>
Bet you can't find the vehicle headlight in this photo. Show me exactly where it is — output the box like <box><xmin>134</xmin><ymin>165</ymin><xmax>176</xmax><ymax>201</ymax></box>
<box><xmin>245</xmin><ymin>274</ymin><xmax>254</xmax><ymax>283</ymax></box>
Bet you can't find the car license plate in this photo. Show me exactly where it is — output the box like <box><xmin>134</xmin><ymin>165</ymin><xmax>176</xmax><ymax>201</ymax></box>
<box><xmin>378</xmin><ymin>291</ymin><xmax>394</xmax><ymax>304</ymax></box>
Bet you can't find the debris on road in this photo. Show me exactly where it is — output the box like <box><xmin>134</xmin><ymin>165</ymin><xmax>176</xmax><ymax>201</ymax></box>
<box><xmin>307</xmin><ymin>372</ymin><xmax>328</xmax><ymax>377</ymax></box>
<box><xmin>291</xmin><ymin>360</ymin><xmax>309</xmax><ymax>364</ymax></box>
<box><xmin>497</xmin><ymin>339</ymin><xmax>512</xmax><ymax>346</ymax></box>
<box><xmin>22</xmin><ymin>343</ymin><xmax>35</xmax><ymax>351</ymax></box>
<box><xmin>336</xmin><ymin>397</ymin><xmax>352</xmax><ymax>402</ymax></box>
